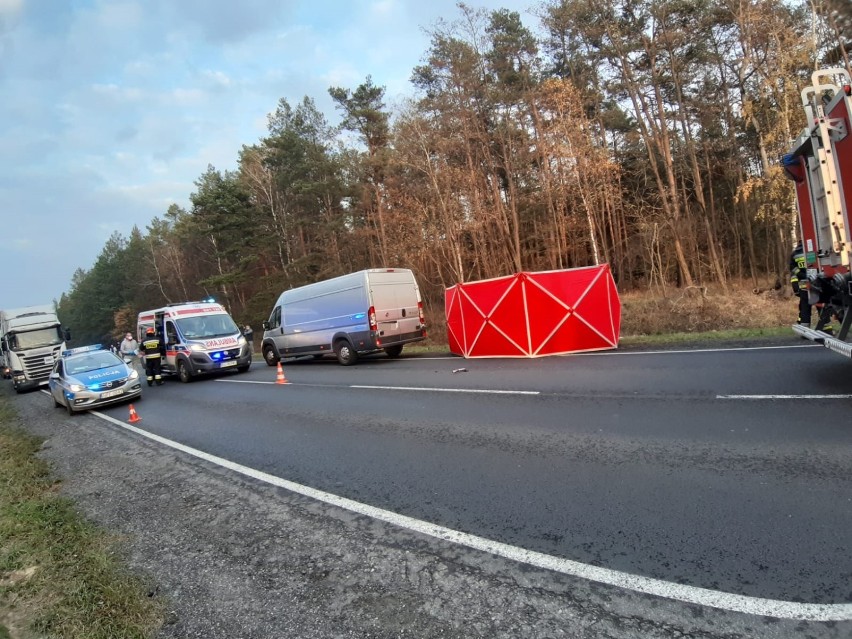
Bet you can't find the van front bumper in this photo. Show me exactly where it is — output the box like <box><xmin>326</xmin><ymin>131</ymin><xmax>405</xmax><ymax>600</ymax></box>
<box><xmin>187</xmin><ymin>346</ymin><xmax>252</xmax><ymax>372</ymax></box>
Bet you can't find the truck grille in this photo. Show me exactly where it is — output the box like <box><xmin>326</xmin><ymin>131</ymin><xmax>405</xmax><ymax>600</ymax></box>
<box><xmin>21</xmin><ymin>350</ymin><xmax>59</xmax><ymax>381</ymax></box>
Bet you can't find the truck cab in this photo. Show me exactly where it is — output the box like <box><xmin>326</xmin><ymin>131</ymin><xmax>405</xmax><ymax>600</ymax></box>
<box><xmin>0</xmin><ymin>306</ymin><xmax>70</xmax><ymax>393</ymax></box>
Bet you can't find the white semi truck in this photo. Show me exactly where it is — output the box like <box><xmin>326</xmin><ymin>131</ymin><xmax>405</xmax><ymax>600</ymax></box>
<box><xmin>783</xmin><ymin>67</ymin><xmax>852</xmax><ymax>356</ymax></box>
<box><xmin>0</xmin><ymin>305</ymin><xmax>70</xmax><ymax>392</ymax></box>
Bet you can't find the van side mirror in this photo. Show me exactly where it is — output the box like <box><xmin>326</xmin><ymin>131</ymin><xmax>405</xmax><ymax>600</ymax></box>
<box><xmin>262</xmin><ymin>321</ymin><xmax>269</xmax><ymax>330</ymax></box>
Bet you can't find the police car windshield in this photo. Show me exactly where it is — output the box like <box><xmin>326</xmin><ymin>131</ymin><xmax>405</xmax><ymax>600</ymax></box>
<box><xmin>176</xmin><ymin>314</ymin><xmax>239</xmax><ymax>340</ymax></box>
<box><xmin>67</xmin><ymin>352</ymin><xmax>121</xmax><ymax>374</ymax></box>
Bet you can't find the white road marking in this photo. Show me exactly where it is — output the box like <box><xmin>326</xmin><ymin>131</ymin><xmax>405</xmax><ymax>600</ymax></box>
<box><xmin>215</xmin><ymin>379</ymin><xmax>539</xmax><ymax>395</ymax></box>
<box><xmin>84</xmin><ymin>409</ymin><xmax>852</xmax><ymax>621</ymax></box>
<box><xmin>718</xmin><ymin>394</ymin><xmax>852</xmax><ymax>400</ymax></box>
<box><xmin>351</xmin><ymin>385</ymin><xmax>540</xmax><ymax>395</ymax></box>
<box><xmin>405</xmin><ymin>344</ymin><xmax>818</xmax><ymax>359</ymax></box>
<box><xmin>573</xmin><ymin>344</ymin><xmax>819</xmax><ymax>356</ymax></box>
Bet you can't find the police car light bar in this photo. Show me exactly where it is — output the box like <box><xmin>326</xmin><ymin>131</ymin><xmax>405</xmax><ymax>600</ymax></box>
<box><xmin>62</xmin><ymin>344</ymin><xmax>104</xmax><ymax>357</ymax></box>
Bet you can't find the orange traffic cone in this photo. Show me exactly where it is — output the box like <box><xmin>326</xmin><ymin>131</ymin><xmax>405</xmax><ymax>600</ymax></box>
<box><xmin>276</xmin><ymin>362</ymin><xmax>290</xmax><ymax>385</ymax></box>
<box><xmin>128</xmin><ymin>404</ymin><xmax>141</xmax><ymax>424</ymax></box>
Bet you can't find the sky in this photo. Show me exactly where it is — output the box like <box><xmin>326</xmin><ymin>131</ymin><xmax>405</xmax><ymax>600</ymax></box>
<box><xmin>0</xmin><ymin>0</ymin><xmax>533</xmax><ymax>309</ymax></box>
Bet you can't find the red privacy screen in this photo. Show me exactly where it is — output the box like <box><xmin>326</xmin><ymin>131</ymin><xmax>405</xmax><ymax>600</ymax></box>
<box><xmin>445</xmin><ymin>265</ymin><xmax>621</xmax><ymax>358</ymax></box>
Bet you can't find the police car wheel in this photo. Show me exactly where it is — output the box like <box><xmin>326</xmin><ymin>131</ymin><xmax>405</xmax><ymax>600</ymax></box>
<box><xmin>65</xmin><ymin>400</ymin><xmax>76</xmax><ymax>416</ymax></box>
<box><xmin>53</xmin><ymin>396</ymin><xmax>62</xmax><ymax>408</ymax></box>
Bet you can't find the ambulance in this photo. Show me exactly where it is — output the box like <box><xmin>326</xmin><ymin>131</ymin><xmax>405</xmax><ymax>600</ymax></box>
<box><xmin>137</xmin><ymin>301</ymin><xmax>252</xmax><ymax>383</ymax></box>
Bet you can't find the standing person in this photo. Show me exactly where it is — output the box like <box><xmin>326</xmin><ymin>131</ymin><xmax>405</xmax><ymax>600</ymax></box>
<box><xmin>119</xmin><ymin>332</ymin><xmax>139</xmax><ymax>369</ymax></box>
<box><xmin>790</xmin><ymin>240</ymin><xmax>811</xmax><ymax>326</ymax></box>
<box><xmin>243</xmin><ymin>324</ymin><xmax>254</xmax><ymax>353</ymax></box>
<box><xmin>140</xmin><ymin>327</ymin><xmax>165</xmax><ymax>386</ymax></box>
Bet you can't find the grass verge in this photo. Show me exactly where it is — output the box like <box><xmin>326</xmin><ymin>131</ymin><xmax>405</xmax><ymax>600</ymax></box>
<box><xmin>0</xmin><ymin>397</ymin><xmax>162</xmax><ymax>639</ymax></box>
<box><xmin>619</xmin><ymin>325</ymin><xmax>793</xmax><ymax>347</ymax></box>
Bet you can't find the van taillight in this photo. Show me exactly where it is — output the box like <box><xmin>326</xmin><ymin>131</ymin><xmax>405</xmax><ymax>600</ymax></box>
<box><xmin>368</xmin><ymin>306</ymin><xmax>377</xmax><ymax>331</ymax></box>
<box><xmin>418</xmin><ymin>301</ymin><xmax>425</xmax><ymax>324</ymax></box>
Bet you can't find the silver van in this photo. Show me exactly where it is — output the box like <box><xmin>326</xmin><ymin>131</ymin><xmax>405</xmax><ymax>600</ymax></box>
<box><xmin>261</xmin><ymin>268</ymin><xmax>427</xmax><ymax>365</ymax></box>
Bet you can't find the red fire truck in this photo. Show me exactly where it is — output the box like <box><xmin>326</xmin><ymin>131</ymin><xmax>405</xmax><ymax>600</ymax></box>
<box><xmin>783</xmin><ymin>67</ymin><xmax>852</xmax><ymax>357</ymax></box>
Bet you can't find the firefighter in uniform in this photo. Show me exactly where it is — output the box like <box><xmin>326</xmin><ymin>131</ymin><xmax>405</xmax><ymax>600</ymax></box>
<box><xmin>140</xmin><ymin>326</ymin><xmax>165</xmax><ymax>386</ymax></box>
<box><xmin>789</xmin><ymin>241</ymin><xmax>811</xmax><ymax>326</ymax></box>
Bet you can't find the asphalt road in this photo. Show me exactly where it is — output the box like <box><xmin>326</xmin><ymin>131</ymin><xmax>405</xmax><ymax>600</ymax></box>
<box><xmin>81</xmin><ymin>340</ymin><xmax>852</xmax><ymax>610</ymax></box>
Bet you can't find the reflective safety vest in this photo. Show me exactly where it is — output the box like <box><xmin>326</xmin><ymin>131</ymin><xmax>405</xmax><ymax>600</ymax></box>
<box><xmin>141</xmin><ymin>337</ymin><xmax>163</xmax><ymax>359</ymax></box>
<box><xmin>790</xmin><ymin>246</ymin><xmax>806</xmax><ymax>285</ymax></box>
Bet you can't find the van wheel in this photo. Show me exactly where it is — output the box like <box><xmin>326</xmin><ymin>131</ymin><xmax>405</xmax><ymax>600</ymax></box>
<box><xmin>384</xmin><ymin>345</ymin><xmax>403</xmax><ymax>358</ymax></box>
<box><xmin>334</xmin><ymin>340</ymin><xmax>358</xmax><ymax>366</ymax></box>
<box><xmin>177</xmin><ymin>360</ymin><xmax>193</xmax><ymax>383</ymax></box>
<box><xmin>237</xmin><ymin>364</ymin><xmax>250</xmax><ymax>373</ymax></box>
<box><xmin>263</xmin><ymin>345</ymin><xmax>279</xmax><ymax>367</ymax></box>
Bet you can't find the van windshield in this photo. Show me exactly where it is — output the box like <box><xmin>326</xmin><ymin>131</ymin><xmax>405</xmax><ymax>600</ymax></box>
<box><xmin>176</xmin><ymin>314</ymin><xmax>239</xmax><ymax>340</ymax></box>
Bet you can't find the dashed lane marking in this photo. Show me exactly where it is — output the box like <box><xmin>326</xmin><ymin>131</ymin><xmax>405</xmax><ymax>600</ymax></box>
<box><xmin>86</xmin><ymin>409</ymin><xmax>852</xmax><ymax>622</ymax></box>
<box><xmin>218</xmin><ymin>379</ymin><xmax>852</xmax><ymax>401</ymax></box>
<box><xmin>215</xmin><ymin>379</ymin><xmax>540</xmax><ymax>395</ymax></box>
<box><xmin>573</xmin><ymin>344</ymin><xmax>819</xmax><ymax>356</ymax></box>
<box><xmin>411</xmin><ymin>345</ymin><xmax>819</xmax><ymax>358</ymax></box>
<box><xmin>351</xmin><ymin>385</ymin><xmax>539</xmax><ymax>395</ymax></box>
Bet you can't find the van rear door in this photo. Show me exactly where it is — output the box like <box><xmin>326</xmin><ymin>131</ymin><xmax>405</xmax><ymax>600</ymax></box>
<box><xmin>367</xmin><ymin>270</ymin><xmax>421</xmax><ymax>342</ymax></box>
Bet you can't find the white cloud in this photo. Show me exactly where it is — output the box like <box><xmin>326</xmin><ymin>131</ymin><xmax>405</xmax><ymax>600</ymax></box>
<box><xmin>0</xmin><ymin>0</ymin><xmax>22</xmax><ymax>16</ymax></box>
<box><xmin>202</xmin><ymin>69</ymin><xmax>232</xmax><ymax>88</ymax></box>
<box><xmin>169</xmin><ymin>87</ymin><xmax>207</xmax><ymax>105</ymax></box>
<box><xmin>369</xmin><ymin>0</ymin><xmax>395</xmax><ymax>18</ymax></box>
<box><xmin>91</xmin><ymin>83</ymin><xmax>146</xmax><ymax>102</ymax></box>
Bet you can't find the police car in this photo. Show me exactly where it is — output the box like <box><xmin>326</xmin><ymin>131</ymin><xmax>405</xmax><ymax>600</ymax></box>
<box><xmin>48</xmin><ymin>345</ymin><xmax>143</xmax><ymax>415</ymax></box>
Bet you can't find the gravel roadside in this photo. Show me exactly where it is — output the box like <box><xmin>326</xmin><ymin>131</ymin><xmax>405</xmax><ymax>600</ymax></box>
<box><xmin>3</xmin><ymin>378</ymin><xmax>841</xmax><ymax>639</ymax></box>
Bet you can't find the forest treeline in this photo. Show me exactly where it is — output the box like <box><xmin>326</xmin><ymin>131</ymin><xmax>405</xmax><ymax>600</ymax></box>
<box><xmin>57</xmin><ymin>0</ymin><xmax>852</xmax><ymax>344</ymax></box>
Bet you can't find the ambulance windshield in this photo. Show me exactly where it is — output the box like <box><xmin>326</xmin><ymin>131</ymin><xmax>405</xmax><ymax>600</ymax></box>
<box><xmin>177</xmin><ymin>314</ymin><xmax>240</xmax><ymax>340</ymax></box>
